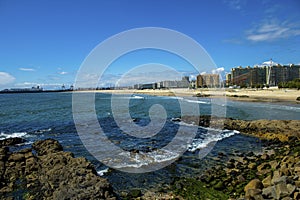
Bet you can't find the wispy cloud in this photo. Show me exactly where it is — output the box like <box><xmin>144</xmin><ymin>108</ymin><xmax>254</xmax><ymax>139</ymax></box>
<box><xmin>59</xmin><ymin>71</ymin><xmax>68</xmax><ymax>75</ymax></box>
<box><xmin>0</xmin><ymin>72</ymin><xmax>15</xmax><ymax>86</ymax></box>
<box><xmin>246</xmin><ymin>20</ymin><xmax>300</xmax><ymax>42</ymax></box>
<box><xmin>19</xmin><ymin>68</ymin><xmax>35</xmax><ymax>71</ymax></box>
<box><xmin>223</xmin><ymin>0</ymin><xmax>247</xmax><ymax>11</ymax></box>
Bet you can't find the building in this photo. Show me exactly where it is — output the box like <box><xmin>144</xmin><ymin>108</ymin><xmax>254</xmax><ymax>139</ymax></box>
<box><xmin>227</xmin><ymin>64</ymin><xmax>300</xmax><ymax>87</ymax></box>
<box><xmin>196</xmin><ymin>74</ymin><xmax>220</xmax><ymax>88</ymax></box>
<box><xmin>158</xmin><ymin>76</ymin><xmax>190</xmax><ymax>89</ymax></box>
<box><xmin>134</xmin><ymin>83</ymin><xmax>157</xmax><ymax>90</ymax></box>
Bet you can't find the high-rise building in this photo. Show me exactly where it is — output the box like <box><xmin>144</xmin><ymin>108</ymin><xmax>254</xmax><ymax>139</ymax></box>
<box><xmin>226</xmin><ymin>64</ymin><xmax>300</xmax><ymax>87</ymax></box>
<box><xmin>196</xmin><ymin>74</ymin><xmax>220</xmax><ymax>88</ymax></box>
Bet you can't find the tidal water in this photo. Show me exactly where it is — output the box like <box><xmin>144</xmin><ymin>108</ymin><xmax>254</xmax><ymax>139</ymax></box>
<box><xmin>0</xmin><ymin>92</ymin><xmax>299</xmax><ymax>192</ymax></box>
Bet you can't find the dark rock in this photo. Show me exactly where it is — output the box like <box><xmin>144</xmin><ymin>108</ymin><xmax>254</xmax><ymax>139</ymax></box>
<box><xmin>0</xmin><ymin>137</ymin><xmax>25</xmax><ymax>147</ymax></box>
<box><xmin>213</xmin><ymin>181</ymin><xmax>224</xmax><ymax>190</ymax></box>
<box><xmin>128</xmin><ymin>189</ymin><xmax>142</xmax><ymax>198</ymax></box>
<box><xmin>0</xmin><ymin>139</ymin><xmax>116</xmax><ymax>199</ymax></box>
<box><xmin>8</xmin><ymin>152</ymin><xmax>25</xmax><ymax>162</ymax></box>
<box><xmin>32</xmin><ymin>139</ymin><xmax>63</xmax><ymax>156</ymax></box>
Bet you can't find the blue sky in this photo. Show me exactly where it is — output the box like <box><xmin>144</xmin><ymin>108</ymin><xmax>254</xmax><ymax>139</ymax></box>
<box><xmin>0</xmin><ymin>0</ymin><xmax>300</xmax><ymax>89</ymax></box>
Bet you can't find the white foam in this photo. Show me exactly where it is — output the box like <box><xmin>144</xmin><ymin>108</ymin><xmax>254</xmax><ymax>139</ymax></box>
<box><xmin>183</xmin><ymin>99</ymin><xmax>210</xmax><ymax>104</ymax></box>
<box><xmin>0</xmin><ymin>132</ymin><xmax>27</xmax><ymax>140</ymax></box>
<box><xmin>188</xmin><ymin>130</ymin><xmax>237</xmax><ymax>152</ymax></box>
<box><xmin>97</xmin><ymin>168</ymin><xmax>109</xmax><ymax>176</ymax></box>
<box><xmin>132</xmin><ymin>95</ymin><xmax>145</xmax><ymax>99</ymax></box>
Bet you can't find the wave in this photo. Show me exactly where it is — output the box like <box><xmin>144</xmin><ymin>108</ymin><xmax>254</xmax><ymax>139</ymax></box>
<box><xmin>173</xmin><ymin>120</ymin><xmax>239</xmax><ymax>152</ymax></box>
<box><xmin>131</xmin><ymin>95</ymin><xmax>145</xmax><ymax>99</ymax></box>
<box><xmin>0</xmin><ymin>132</ymin><xmax>27</xmax><ymax>140</ymax></box>
<box><xmin>183</xmin><ymin>99</ymin><xmax>210</xmax><ymax>104</ymax></box>
<box><xmin>188</xmin><ymin>130</ymin><xmax>238</xmax><ymax>152</ymax></box>
<box><xmin>97</xmin><ymin>168</ymin><xmax>109</xmax><ymax>176</ymax></box>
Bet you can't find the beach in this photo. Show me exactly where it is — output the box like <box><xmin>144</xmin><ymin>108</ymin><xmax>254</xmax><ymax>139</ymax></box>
<box><xmin>75</xmin><ymin>88</ymin><xmax>300</xmax><ymax>103</ymax></box>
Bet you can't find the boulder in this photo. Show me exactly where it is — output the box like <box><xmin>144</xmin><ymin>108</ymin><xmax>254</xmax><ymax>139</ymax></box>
<box><xmin>244</xmin><ymin>179</ymin><xmax>263</xmax><ymax>197</ymax></box>
<box><xmin>0</xmin><ymin>139</ymin><xmax>116</xmax><ymax>199</ymax></box>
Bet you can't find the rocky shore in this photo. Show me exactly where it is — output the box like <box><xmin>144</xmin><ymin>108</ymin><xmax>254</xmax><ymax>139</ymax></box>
<box><xmin>0</xmin><ymin>117</ymin><xmax>299</xmax><ymax>199</ymax></box>
<box><xmin>0</xmin><ymin>138</ymin><xmax>116</xmax><ymax>200</ymax></box>
<box><xmin>171</xmin><ymin>136</ymin><xmax>300</xmax><ymax>199</ymax></box>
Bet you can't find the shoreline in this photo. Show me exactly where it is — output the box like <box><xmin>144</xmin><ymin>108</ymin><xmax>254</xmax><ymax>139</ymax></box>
<box><xmin>72</xmin><ymin>88</ymin><xmax>300</xmax><ymax>103</ymax></box>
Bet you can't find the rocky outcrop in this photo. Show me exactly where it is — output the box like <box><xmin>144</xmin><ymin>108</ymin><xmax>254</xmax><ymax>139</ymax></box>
<box><xmin>0</xmin><ymin>138</ymin><xmax>116</xmax><ymax>200</ymax></box>
<box><xmin>182</xmin><ymin>115</ymin><xmax>300</xmax><ymax>141</ymax></box>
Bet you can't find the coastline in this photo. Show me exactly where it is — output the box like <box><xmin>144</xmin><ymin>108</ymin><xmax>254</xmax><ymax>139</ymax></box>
<box><xmin>1</xmin><ymin>117</ymin><xmax>299</xmax><ymax>199</ymax></box>
<box><xmin>72</xmin><ymin>88</ymin><xmax>300</xmax><ymax>103</ymax></box>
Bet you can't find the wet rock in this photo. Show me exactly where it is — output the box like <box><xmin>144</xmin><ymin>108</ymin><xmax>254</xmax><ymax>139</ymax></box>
<box><xmin>0</xmin><ymin>137</ymin><xmax>25</xmax><ymax>147</ymax></box>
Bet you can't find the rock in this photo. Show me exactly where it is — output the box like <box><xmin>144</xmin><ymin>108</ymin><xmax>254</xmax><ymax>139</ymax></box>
<box><xmin>213</xmin><ymin>181</ymin><xmax>224</xmax><ymax>190</ymax></box>
<box><xmin>269</xmin><ymin>160</ymin><xmax>279</xmax><ymax>170</ymax></box>
<box><xmin>257</xmin><ymin>162</ymin><xmax>271</xmax><ymax>175</ymax></box>
<box><xmin>244</xmin><ymin>179</ymin><xmax>263</xmax><ymax>196</ymax></box>
<box><xmin>0</xmin><ymin>139</ymin><xmax>116</xmax><ymax>199</ymax></box>
<box><xmin>286</xmin><ymin>184</ymin><xmax>296</xmax><ymax>195</ymax></box>
<box><xmin>0</xmin><ymin>147</ymin><xmax>8</xmax><ymax>161</ymax></box>
<box><xmin>236</xmin><ymin>175</ymin><xmax>245</xmax><ymax>183</ymax></box>
<box><xmin>32</xmin><ymin>139</ymin><xmax>63</xmax><ymax>156</ymax></box>
<box><xmin>246</xmin><ymin>189</ymin><xmax>263</xmax><ymax>199</ymax></box>
<box><xmin>262</xmin><ymin>175</ymin><xmax>272</xmax><ymax>187</ymax></box>
<box><xmin>128</xmin><ymin>189</ymin><xmax>142</xmax><ymax>198</ymax></box>
<box><xmin>8</xmin><ymin>152</ymin><xmax>25</xmax><ymax>162</ymax></box>
<box><xmin>294</xmin><ymin>192</ymin><xmax>300</xmax><ymax>199</ymax></box>
<box><xmin>260</xmin><ymin>153</ymin><xmax>269</xmax><ymax>160</ymax></box>
<box><xmin>262</xmin><ymin>186</ymin><xmax>277</xmax><ymax>199</ymax></box>
<box><xmin>248</xmin><ymin>162</ymin><xmax>256</xmax><ymax>169</ymax></box>
<box><xmin>0</xmin><ymin>137</ymin><xmax>25</xmax><ymax>147</ymax></box>
<box><xmin>275</xmin><ymin>182</ymin><xmax>289</xmax><ymax>199</ymax></box>
<box><xmin>271</xmin><ymin>170</ymin><xmax>283</xmax><ymax>185</ymax></box>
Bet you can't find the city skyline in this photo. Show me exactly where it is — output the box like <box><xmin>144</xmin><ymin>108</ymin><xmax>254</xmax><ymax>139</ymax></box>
<box><xmin>1</xmin><ymin>0</ymin><xmax>300</xmax><ymax>89</ymax></box>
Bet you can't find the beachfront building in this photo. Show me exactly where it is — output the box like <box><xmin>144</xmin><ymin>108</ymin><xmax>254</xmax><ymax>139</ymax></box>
<box><xmin>134</xmin><ymin>83</ymin><xmax>157</xmax><ymax>90</ymax></box>
<box><xmin>196</xmin><ymin>74</ymin><xmax>220</xmax><ymax>88</ymax></box>
<box><xmin>227</xmin><ymin>63</ymin><xmax>300</xmax><ymax>87</ymax></box>
<box><xmin>158</xmin><ymin>76</ymin><xmax>190</xmax><ymax>89</ymax></box>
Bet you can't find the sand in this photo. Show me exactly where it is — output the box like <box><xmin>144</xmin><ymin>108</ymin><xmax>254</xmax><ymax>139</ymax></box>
<box><xmin>73</xmin><ymin>88</ymin><xmax>300</xmax><ymax>103</ymax></box>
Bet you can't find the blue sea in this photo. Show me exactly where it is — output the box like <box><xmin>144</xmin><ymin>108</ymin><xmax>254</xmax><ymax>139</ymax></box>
<box><xmin>0</xmin><ymin>92</ymin><xmax>299</xmax><ymax>192</ymax></box>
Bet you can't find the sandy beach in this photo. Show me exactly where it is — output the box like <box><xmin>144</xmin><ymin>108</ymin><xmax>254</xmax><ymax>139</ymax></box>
<box><xmin>74</xmin><ymin>88</ymin><xmax>300</xmax><ymax>103</ymax></box>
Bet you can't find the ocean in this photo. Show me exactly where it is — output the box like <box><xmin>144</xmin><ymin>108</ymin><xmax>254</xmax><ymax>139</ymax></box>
<box><xmin>0</xmin><ymin>92</ymin><xmax>299</xmax><ymax>192</ymax></box>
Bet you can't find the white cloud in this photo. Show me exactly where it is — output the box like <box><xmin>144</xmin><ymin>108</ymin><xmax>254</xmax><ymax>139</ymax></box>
<box><xmin>0</xmin><ymin>72</ymin><xmax>15</xmax><ymax>86</ymax></box>
<box><xmin>212</xmin><ymin>67</ymin><xmax>225</xmax><ymax>74</ymax></box>
<box><xmin>19</xmin><ymin>68</ymin><xmax>35</xmax><ymax>71</ymax></box>
<box><xmin>246</xmin><ymin>20</ymin><xmax>300</xmax><ymax>42</ymax></box>
<box><xmin>59</xmin><ymin>71</ymin><xmax>68</xmax><ymax>75</ymax></box>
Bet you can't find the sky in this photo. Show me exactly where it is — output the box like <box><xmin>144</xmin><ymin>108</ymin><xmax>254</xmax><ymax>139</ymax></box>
<box><xmin>0</xmin><ymin>0</ymin><xmax>300</xmax><ymax>89</ymax></box>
